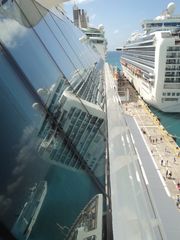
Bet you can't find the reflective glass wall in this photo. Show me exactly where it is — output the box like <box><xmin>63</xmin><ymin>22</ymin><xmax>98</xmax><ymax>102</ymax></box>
<box><xmin>0</xmin><ymin>1</ymin><xmax>106</xmax><ymax>239</ymax></box>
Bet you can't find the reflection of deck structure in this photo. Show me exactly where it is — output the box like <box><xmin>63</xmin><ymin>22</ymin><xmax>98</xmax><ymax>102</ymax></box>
<box><xmin>66</xmin><ymin>194</ymin><xmax>103</xmax><ymax>240</ymax></box>
<box><xmin>37</xmin><ymin>89</ymin><xmax>105</xmax><ymax>176</ymax></box>
<box><xmin>12</xmin><ymin>181</ymin><xmax>47</xmax><ymax>240</ymax></box>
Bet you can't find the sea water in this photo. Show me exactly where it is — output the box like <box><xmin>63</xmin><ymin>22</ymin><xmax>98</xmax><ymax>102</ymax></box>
<box><xmin>106</xmin><ymin>51</ymin><xmax>122</xmax><ymax>70</ymax></box>
<box><xmin>150</xmin><ymin>107</ymin><xmax>180</xmax><ymax>146</ymax></box>
<box><xmin>106</xmin><ymin>51</ymin><xmax>180</xmax><ymax>146</ymax></box>
<box><xmin>30</xmin><ymin>166</ymin><xmax>100</xmax><ymax>240</ymax></box>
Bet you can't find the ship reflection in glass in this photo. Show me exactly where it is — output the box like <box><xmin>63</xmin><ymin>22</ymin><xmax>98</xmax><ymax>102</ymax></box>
<box><xmin>0</xmin><ymin>1</ymin><xmax>105</xmax><ymax>239</ymax></box>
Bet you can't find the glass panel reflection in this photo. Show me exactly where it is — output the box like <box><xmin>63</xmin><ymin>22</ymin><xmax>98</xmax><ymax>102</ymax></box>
<box><xmin>0</xmin><ymin>1</ymin><xmax>106</xmax><ymax>240</ymax></box>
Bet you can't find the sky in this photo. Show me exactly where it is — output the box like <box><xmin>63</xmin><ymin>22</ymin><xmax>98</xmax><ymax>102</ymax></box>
<box><xmin>64</xmin><ymin>0</ymin><xmax>180</xmax><ymax>50</ymax></box>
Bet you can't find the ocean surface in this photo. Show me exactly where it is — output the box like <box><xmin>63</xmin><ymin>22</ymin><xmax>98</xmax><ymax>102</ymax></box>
<box><xmin>106</xmin><ymin>51</ymin><xmax>122</xmax><ymax>70</ymax></box>
<box><xmin>106</xmin><ymin>51</ymin><xmax>180</xmax><ymax>146</ymax></box>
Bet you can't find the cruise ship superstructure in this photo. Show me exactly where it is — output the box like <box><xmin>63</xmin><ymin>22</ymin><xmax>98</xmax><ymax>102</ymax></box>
<box><xmin>73</xmin><ymin>4</ymin><xmax>107</xmax><ymax>58</ymax></box>
<box><xmin>65</xmin><ymin>194</ymin><xmax>103</xmax><ymax>240</ymax></box>
<box><xmin>119</xmin><ymin>2</ymin><xmax>180</xmax><ymax>112</ymax></box>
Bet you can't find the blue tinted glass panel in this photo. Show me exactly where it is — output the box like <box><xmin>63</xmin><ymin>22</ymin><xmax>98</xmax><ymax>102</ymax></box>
<box><xmin>0</xmin><ymin>3</ymin><xmax>104</xmax><ymax>240</ymax></box>
<box><xmin>164</xmin><ymin>22</ymin><xmax>180</xmax><ymax>26</ymax></box>
<box><xmin>0</xmin><ymin>49</ymin><xmax>100</xmax><ymax>240</ymax></box>
<box><xmin>0</xmin><ymin>18</ymin><xmax>61</xmax><ymax>91</ymax></box>
<box><xmin>0</xmin><ymin>51</ymin><xmax>50</xmax><ymax>230</ymax></box>
<box><xmin>40</xmin><ymin>12</ymin><xmax>84</xmax><ymax>70</ymax></box>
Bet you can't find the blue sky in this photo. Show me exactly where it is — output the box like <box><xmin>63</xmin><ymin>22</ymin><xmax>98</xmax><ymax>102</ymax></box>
<box><xmin>64</xmin><ymin>0</ymin><xmax>180</xmax><ymax>50</ymax></box>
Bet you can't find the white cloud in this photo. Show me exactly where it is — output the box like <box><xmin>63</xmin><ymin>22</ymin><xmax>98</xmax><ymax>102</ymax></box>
<box><xmin>12</xmin><ymin>164</ymin><xmax>25</xmax><ymax>176</ymax></box>
<box><xmin>7</xmin><ymin>176</ymin><xmax>23</xmax><ymax>194</ymax></box>
<box><xmin>0</xmin><ymin>195</ymin><xmax>12</xmax><ymax>215</ymax></box>
<box><xmin>113</xmin><ymin>29</ymin><xmax>119</xmax><ymax>34</ymax></box>
<box><xmin>0</xmin><ymin>19</ymin><xmax>26</xmax><ymax>48</ymax></box>
<box><xmin>12</xmin><ymin>126</ymin><xmax>39</xmax><ymax>176</ymax></box>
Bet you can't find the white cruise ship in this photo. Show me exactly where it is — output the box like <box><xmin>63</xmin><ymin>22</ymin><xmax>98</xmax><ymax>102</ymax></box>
<box><xmin>12</xmin><ymin>181</ymin><xmax>47</xmax><ymax>240</ymax></box>
<box><xmin>65</xmin><ymin>194</ymin><xmax>103</xmax><ymax>240</ymax></box>
<box><xmin>73</xmin><ymin>4</ymin><xmax>107</xmax><ymax>58</ymax></box>
<box><xmin>119</xmin><ymin>2</ymin><xmax>180</xmax><ymax>112</ymax></box>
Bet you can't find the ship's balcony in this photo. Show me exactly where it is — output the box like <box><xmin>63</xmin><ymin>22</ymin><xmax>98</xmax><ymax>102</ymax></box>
<box><xmin>122</xmin><ymin>55</ymin><xmax>155</xmax><ymax>68</ymax></box>
<box><xmin>124</xmin><ymin>52</ymin><xmax>155</xmax><ymax>61</ymax></box>
<box><xmin>124</xmin><ymin>50</ymin><xmax>155</xmax><ymax>56</ymax></box>
<box><xmin>121</xmin><ymin>57</ymin><xmax>154</xmax><ymax>76</ymax></box>
<box><xmin>165</xmin><ymin>66</ymin><xmax>180</xmax><ymax>70</ymax></box>
<box><xmin>166</xmin><ymin>59</ymin><xmax>180</xmax><ymax>64</ymax></box>
<box><xmin>167</xmin><ymin>46</ymin><xmax>180</xmax><ymax>51</ymax></box>
<box><xmin>165</xmin><ymin>72</ymin><xmax>180</xmax><ymax>77</ymax></box>
<box><xmin>164</xmin><ymin>83</ymin><xmax>180</xmax><ymax>89</ymax></box>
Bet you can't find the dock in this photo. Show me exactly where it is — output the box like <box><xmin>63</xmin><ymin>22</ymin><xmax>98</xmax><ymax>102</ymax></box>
<box><xmin>117</xmin><ymin>71</ymin><xmax>180</xmax><ymax>204</ymax></box>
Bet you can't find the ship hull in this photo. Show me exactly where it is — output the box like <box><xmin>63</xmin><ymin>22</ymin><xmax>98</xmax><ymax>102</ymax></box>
<box><xmin>122</xmin><ymin>65</ymin><xmax>180</xmax><ymax>112</ymax></box>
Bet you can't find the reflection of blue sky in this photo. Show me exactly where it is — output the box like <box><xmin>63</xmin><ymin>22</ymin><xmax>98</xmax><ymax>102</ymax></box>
<box><xmin>0</xmin><ymin>18</ymin><xmax>27</xmax><ymax>48</ymax></box>
<box><xmin>12</xmin><ymin>126</ymin><xmax>40</xmax><ymax>176</ymax></box>
<box><xmin>0</xmin><ymin>125</ymin><xmax>38</xmax><ymax>215</ymax></box>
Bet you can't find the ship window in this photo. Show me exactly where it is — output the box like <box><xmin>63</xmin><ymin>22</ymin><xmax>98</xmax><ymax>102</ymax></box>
<box><xmin>163</xmin><ymin>92</ymin><xmax>166</xmax><ymax>96</ymax></box>
<box><xmin>84</xmin><ymin>235</ymin><xmax>96</xmax><ymax>240</ymax></box>
<box><xmin>68</xmin><ymin>107</ymin><xmax>75</xmax><ymax>118</ymax></box>
<box><xmin>164</xmin><ymin>22</ymin><xmax>180</xmax><ymax>27</ymax></box>
<box><xmin>164</xmin><ymin>98</ymin><xmax>178</xmax><ymax>101</ymax></box>
<box><xmin>172</xmin><ymin>92</ymin><xmax>175</xmax><ymax>96</ymax></box>
<box><xmin>165</xmin><ymin>78</ymin><xmax>173</xmax><ymax>82</ymax></box>
<box><xmin>176</xmin><ymin>93</ymin><xmax>180</xmax><ymax>96</ymax></box>
<box><xmin>165</xmin><ymin>72</ymin><xmax>174</xmax><ymax>77</ymax></box>
<box><xmin>74</xmin><ymin>109</ymin><xmax>81</xmax><ymax>117</ymax></box>
<box><xmin>152</xmin><ymin>23</ymin><xmax>162</xmax><ymax>27</ymax></box>
<box><xmin>166</xmin><ymin>59</ymin><xmax>176</xmax><ymax>64</ymax></box>
<box><xmin>146</xmin><ymin>23</ymin><xmax>162</xmax><ymax>27</ymax></box>
<box><xmin>166</xmin><ymin>53</ymin><xmax>176</xmax><ymax>58</ymax></box>
<box><xmin>167</xmin><ymin>92</ymin><xmax>171</xmax><ymax>96</ymax></box>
